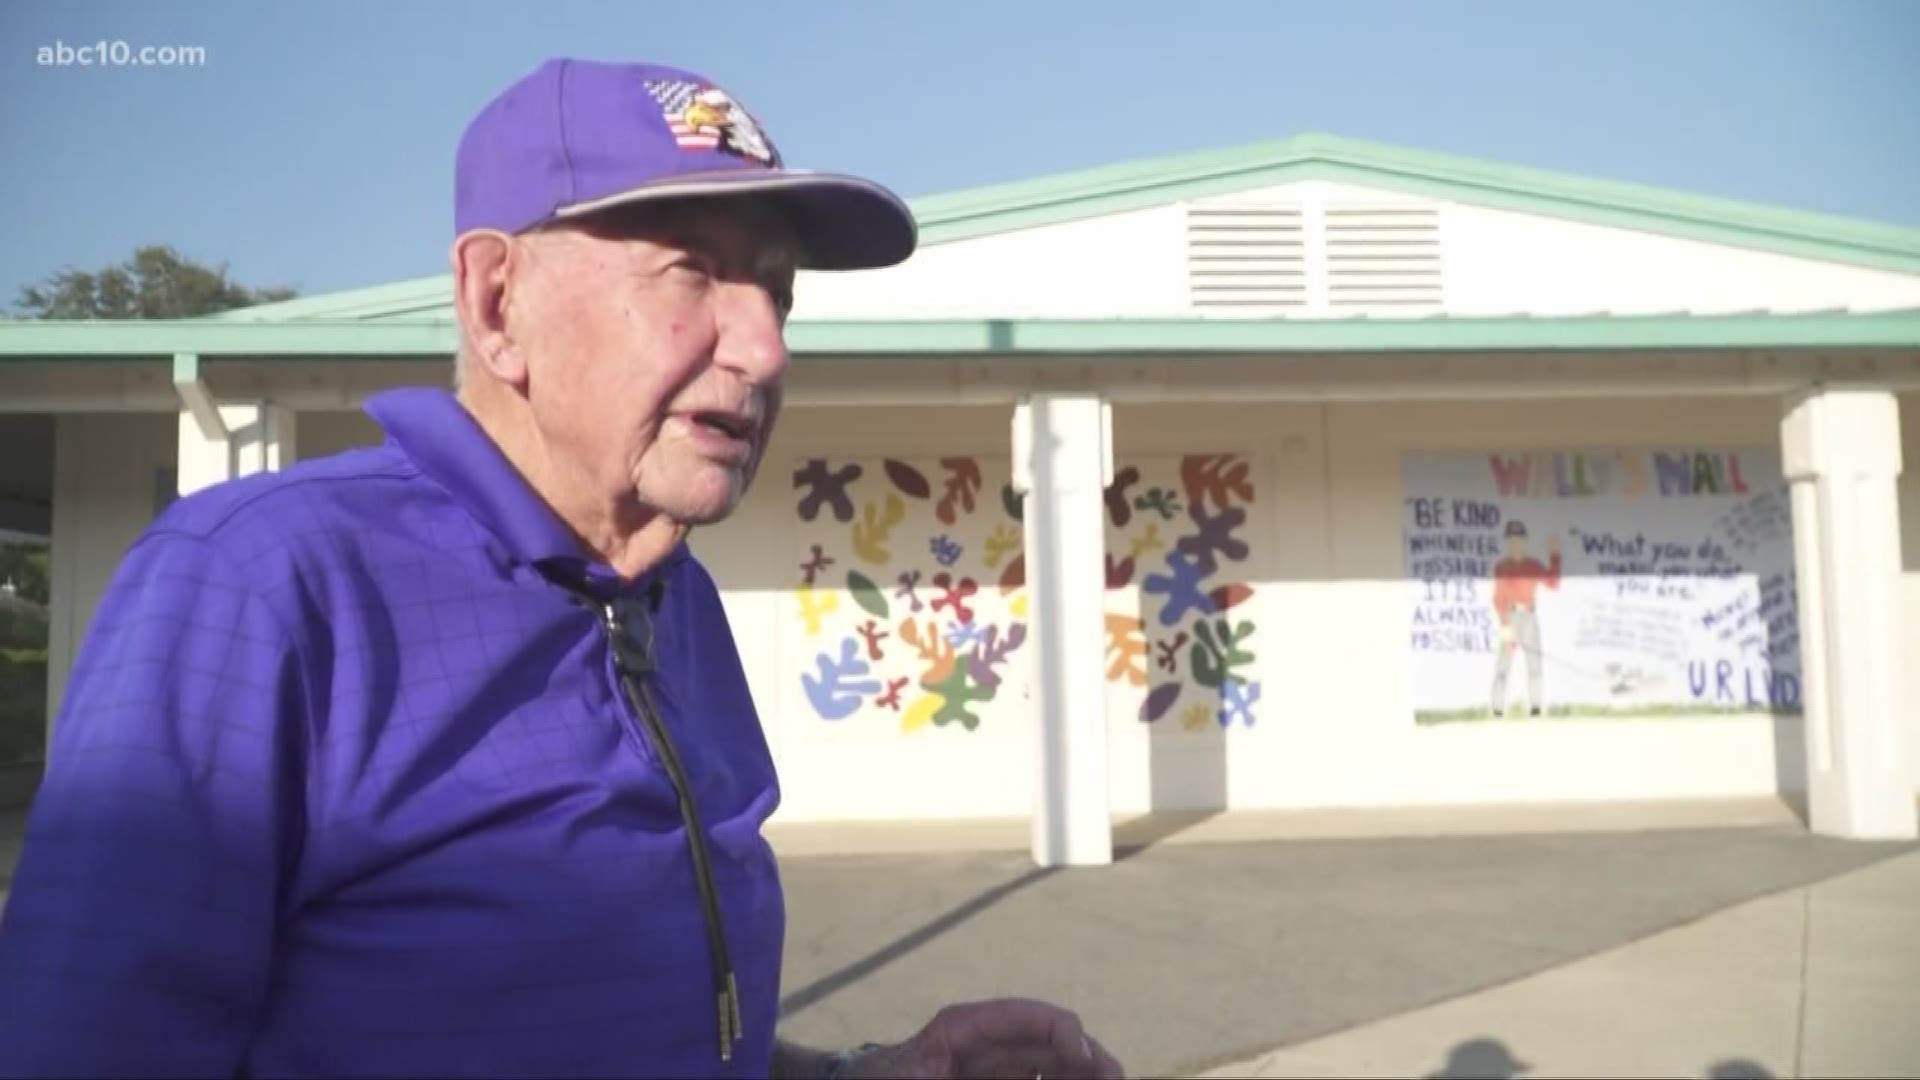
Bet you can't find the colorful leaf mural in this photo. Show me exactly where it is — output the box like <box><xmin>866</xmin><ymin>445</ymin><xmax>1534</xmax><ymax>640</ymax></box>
<box><xmin>794</xmin><ymin>457</ymin><xmax>1030</xmax><ymax>732</ymax></box>
<box><xmin>792</xmin><ymin>453</ymin><xmax>1260</xmax><ymax>732</ymax></box>
<box><xmin>1106</xmin><ymin>454</ymin><xmax>1263</xmax><ymax>730</ymax></box>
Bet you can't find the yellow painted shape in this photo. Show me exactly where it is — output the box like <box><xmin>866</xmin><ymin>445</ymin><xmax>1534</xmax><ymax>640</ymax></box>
<box><xmin>983</xmin><ymin>524</ymin><xmax>1021</xmax><ymax>569</ymax></box>
<box><xmin>902</xmin><ymin>693</ymin><xmax>942</xmax><ymax>734</ymax></box>
<box><xmin>797</xmin><ymin>585</ymin><xmax>840</xmax><ymax>636</ymax></box>
<box><xmin>852</xmin><ymin>494</ymin><xmax>905</xmax><ymax>564</ymax></box>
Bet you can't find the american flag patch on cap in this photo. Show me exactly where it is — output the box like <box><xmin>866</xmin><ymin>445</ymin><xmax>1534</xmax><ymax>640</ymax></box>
<box><xmin>643</xmin><ymin>78</ymin><xmax>775</xmax><ymax>162</ymax></box>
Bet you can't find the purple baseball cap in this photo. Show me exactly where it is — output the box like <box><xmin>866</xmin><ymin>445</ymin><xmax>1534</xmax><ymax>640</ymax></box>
<box><xmin>455</xmin><ymin>58</ymin><xmax>917</xmax><ymax>270</ymax></box>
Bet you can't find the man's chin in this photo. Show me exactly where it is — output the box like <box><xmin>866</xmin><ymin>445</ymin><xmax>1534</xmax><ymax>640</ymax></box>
<box><xmin>634</xmin><ymin>457</ymin><xmax>755</xmax><ymax>526</ymax></box>
<box><xmin>654</xmin><ymin>480</ymin><xmax>747</xmax><ymax>527</ymax></box>
<box><xmin>675</xmin><ymin>502</ymin><xmax>739</xmax><ymax>527</ymax></box>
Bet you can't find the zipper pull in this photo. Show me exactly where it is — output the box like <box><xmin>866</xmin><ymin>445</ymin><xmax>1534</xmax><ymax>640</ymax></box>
<box><xmin>718</xmin><ymin>975</ymin><xmax>743</xmax><ymax>1061</ymax></box>
<box><xmin>728</xmin><ymin>973</ymin><xmax>743</xmax><ymax>1050</ymax></box>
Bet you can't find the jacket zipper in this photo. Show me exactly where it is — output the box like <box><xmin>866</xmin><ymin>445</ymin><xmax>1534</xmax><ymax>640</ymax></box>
<box><xmin>593</xmin><ymin>600</ymin><xmax>744</xmax><ymax>1063</ymax></box>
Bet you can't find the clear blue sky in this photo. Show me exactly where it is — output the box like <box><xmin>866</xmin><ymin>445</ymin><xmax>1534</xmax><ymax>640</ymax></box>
<box><xmin>2</xmin><ymin>0</ymin><xmax>1916</xmax><ymax>310</ymax></box>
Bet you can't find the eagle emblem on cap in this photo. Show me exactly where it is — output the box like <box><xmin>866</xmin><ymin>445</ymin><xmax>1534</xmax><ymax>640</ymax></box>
<box><xmin>645</xmin><ymin>79</ymin><xmax>778</xmax><ymax>165</ymax></box>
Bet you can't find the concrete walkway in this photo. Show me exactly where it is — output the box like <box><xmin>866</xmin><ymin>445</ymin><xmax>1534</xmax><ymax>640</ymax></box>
<box><xmin>4</xmin><ymin>799</ymin><xmax>1916</xmax><ymax>1077</ymax></box>
<box><xmin>767</xmin><ymin>804</ymin><xmax>1915</xmax><ymax>1079</ymax></box>
<box><xmin>1196</xmin><ymin>850</ymin><xmax>1920</xmax><ymax>1078</ymax></box>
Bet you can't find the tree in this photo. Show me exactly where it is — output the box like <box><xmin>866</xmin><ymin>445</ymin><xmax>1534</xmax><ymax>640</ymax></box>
<box><xmin>0</xmin><ymin>542</ymin><xmax>49</xmax><ymax>607</ymax></box>
<box><xmin>0</xmin><ymin>541</ymin><xmax>47</xmax><ymax>765</ymax></box>
<box><xmin>13</xmin><ymin>244</ymin><xmax>297</xmax><ymax>319</ymax></box>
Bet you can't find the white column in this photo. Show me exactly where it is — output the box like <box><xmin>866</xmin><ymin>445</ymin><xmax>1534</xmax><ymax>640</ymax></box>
<box><xmin>176</xmin><ymin>404</ymin><xmax>297</xmax><ymax>496</ymax></box>
<box><xmin>1014</xmin><ymin>393</ymin><xmax>1113</xmax><ymax>867</ymax></box>
<box><xmin>1782</xmin><ymin>387</ymin><xmax>1917</xmax><ymax>841</ymax></box>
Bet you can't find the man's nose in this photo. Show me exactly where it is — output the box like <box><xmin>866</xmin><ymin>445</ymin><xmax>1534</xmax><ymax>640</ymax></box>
<box><xmin>715</xmin><ymin>282</ymin><xmax>790</xmax><ymax>384</ymax></box>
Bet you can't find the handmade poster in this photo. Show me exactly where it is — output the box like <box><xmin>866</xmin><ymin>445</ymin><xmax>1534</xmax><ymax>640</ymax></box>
<box><xmin>1402</xmin><ymin>448</ymin><xmax>1801</xmax><ymax>722</ymax></box>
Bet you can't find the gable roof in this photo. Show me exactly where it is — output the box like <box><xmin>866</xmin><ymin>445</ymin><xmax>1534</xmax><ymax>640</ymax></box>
<box><xmin>211</xmin><ymin>132</ymin><xmax>1920</xmax><ymax>326</ymax></box>
<box><xmin>909</xmin><ymin>133</ymin><xmax>1920</xmax><ymax>270</ymax></box>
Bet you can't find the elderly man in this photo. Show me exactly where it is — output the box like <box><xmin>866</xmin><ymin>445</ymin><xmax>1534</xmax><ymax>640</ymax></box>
<box><xmin>0</xmin><ymin>58</ymin><xmax>1122</xmax><ymax>1080</ymax></box>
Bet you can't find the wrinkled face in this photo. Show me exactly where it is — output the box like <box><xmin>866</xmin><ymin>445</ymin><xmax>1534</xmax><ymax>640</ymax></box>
<box><xmin>508</xmin><ymin>199</ymin><xmax>798</xmax><ymax>526</ymax></box>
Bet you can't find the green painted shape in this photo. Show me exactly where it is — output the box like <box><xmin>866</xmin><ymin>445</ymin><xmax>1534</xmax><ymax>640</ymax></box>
<box><xmin>1190</xmin><ymin>618</ymin><xmax>1256</xmax><ymax>691</ymax></box>
<box><xmin>928</xmin><ymin>662</ymin><xmax>992</xmax><ymax>731</ymax></box>
<box><xmin>847</xmin><ymin>570</ymin><xmax>889</xmax><ymax>619</ymax></box>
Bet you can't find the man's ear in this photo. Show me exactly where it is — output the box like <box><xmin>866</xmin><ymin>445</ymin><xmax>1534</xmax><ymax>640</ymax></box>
<box><xmin>451</xmin><ymin>229</ymin><xmax>528</xmax><ymax>389</ymax></box>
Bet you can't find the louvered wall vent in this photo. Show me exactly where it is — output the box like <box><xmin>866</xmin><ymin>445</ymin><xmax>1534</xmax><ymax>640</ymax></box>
<box><xmin>1186</xmin><ymin>205</ymin><xmax>1308</xmax><ymax>313</ymax></box>
<box><xmin>1324</xmin><ymin>205</ymin><xmax>1443</xmax><ymax>310</ymax></box>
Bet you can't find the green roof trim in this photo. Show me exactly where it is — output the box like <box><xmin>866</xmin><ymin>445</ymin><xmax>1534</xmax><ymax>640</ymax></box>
<box><xmin>211</xmin><ymin>133</ymin><xmax>1920</xmax><ymax>326</ymax></box>
<box><xmin>0</xmin><ymin>320</ymin><xmax>459</xmax><ymax>358</ymax></box>
<box><xmin>783</xmin><ymin>311</ymin><xmax>1920</xmax><ymax>353</ymax></box>
<box><xmin>205</xmin><ymin>275</ymin><xmax>453</xmax><ymax>324</ymax></box>
<box><xmin>6</xmin><ymin>310</ymin><xmax>1919</xmax><ymax>362</ymax></box>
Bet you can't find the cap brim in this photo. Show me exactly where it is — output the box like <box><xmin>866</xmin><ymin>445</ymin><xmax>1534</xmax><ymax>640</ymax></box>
<box><xmin>550</xmin><ymin>170</ymin><xmax>917</xmax><ymax>271</ymax></box>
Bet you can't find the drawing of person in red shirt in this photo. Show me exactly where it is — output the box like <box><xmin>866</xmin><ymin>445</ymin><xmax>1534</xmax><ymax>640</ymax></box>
<box><xmin>1490</xmin><ymin>519</ymin><xmax>1562</xmax><ymax>716</ymax></box>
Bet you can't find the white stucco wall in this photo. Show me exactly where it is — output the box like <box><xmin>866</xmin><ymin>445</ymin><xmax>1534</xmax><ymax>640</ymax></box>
<box><xmin>703</xmin><ymin>392</ymin><xmax>1822</xmax><ymax>824</ymax></box>
<box><xmin>793</xmin><ymin>205</ymin><xmax>1190</xmax><ymax>320</ymax></box>
<box><xmin>1897</xmin><ymin>393</ymin><xmax>1920</xmax><ymax>795</ymax></box>
<box><xmin>1441</xmin><ymin>203</ymin><xmax>1920</xmax><ymax>315</ymax></box>
<box><xmin>791</xmin><ymin>178</ymin><xmax>1920</xmax><ymax>321</ymax></box>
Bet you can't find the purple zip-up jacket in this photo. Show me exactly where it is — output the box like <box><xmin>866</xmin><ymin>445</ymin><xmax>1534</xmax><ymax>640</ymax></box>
<box><xmin>0</xmin><ymin>388</ymin><xmax>786</xmax><ymax>1078</ymax></box>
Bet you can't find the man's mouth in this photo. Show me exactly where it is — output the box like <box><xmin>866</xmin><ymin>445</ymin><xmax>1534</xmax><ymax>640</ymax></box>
<box><xmin>689</xmin><ymin>410</ymin><xmax>755</xmax><ymax>440</ymax></box>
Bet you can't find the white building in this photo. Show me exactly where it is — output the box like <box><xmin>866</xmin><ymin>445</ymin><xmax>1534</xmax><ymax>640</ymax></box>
<box><xmin>5</xmin><ymin>134</ymin><xmax>1918</xmax><ymax>863</ymax></box>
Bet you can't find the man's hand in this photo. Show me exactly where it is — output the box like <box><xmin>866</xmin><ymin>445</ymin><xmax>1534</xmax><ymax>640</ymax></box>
<box><xmin>847</xmin><ymin>998</ymin><xmax>1124</xmax><ymax>1079</ymax></box>
<box><xmin>1548</xmin><ymin>535</ymin><xmax>1562</xmax><ymax>559</ymax></box>
<box><xmin>1498</xmin><ymin>622</ymin><xmax>1515</xmax><ymax>648</ymax></box>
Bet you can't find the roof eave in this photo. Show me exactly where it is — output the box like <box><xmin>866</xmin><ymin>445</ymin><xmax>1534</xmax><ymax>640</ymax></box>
<box><xmin>3</xmin><ymin>310</ymin><xmax>1918</xmax><ymax>362</ymax></box>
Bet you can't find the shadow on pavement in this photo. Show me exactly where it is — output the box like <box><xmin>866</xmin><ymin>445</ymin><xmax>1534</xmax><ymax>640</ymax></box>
<box><xmin>1113</xmin><ymin>810</ymin><xmax>1223</xmax><ymax>860</ymax></box>
<box><xmin>1418</xmin><ymin>1039</ymin><xmax>1777</xmax><ymax>1079</ymax></box>
<box><xmin>1425</xmin><ymin>1036</ymin><xmax>1531</xmax><ymax>1078</ymax></box>
<box><xmin>778</xmin><ymin>863</ymin><xmax>1059</xmax><ymax>1019</ymax></box>
<box><xmin>1706</xmin><ymin>1058</ymin><xmax>1777</xmax><ymax>1079</ymax></box>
